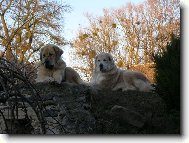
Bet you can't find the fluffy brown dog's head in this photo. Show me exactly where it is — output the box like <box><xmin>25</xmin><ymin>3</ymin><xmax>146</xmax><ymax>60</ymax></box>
<box><xmin>95</xmin><ymin>52</ymin><xmax>116</xmax><ymax>73</ymax></box>
<box><xmin>40</xmin><ymin>44</ymin><xmax>63</xmax><ymax>69</ymax></box>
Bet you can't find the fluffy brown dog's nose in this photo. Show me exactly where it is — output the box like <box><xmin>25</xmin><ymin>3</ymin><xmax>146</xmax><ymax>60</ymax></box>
<box><xmin>45</xmin><ymin>60</ymin><xmax>53</xmax><ymax>69</ymax></box>
<box><xmin>45</xmin><ymin>60</ymin><xmax>50</xmax><ymax>65</ymax></box>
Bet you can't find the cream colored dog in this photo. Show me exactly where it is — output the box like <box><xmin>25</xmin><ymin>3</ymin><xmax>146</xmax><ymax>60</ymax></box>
<box><xmin>35</xmin><ymin>44</ymin><xmax>86</xmax><ymax>85</ymax></box>
<box><xmin>90</xmin><ymin>53</ymin><xmax>153</xmax><ymax>92</ymax></box>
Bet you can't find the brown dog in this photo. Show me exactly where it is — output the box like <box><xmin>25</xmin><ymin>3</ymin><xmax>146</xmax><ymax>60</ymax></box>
<box><xmin>35</xmin><ymin>44</ymin><xmax>86</xmax><ymax>85</ymax></box>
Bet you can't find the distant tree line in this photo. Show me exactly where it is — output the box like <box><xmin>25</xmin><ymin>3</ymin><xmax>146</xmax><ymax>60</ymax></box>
<box><xmin>72</xmin><ymin>0</ymin><xmax>180</xmax><ymax>81</ymax></box>
<box><xmin>0</xmin><ymin>0</ymin><xmax>180</xmax><ymax>82</ymax></box>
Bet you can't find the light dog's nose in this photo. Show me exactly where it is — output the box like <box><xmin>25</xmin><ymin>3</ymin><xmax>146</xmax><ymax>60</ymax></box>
<box><xmin>99</xmin><ymin>63</ymin><xmax>103</xmax><ymax>71</ymax></box>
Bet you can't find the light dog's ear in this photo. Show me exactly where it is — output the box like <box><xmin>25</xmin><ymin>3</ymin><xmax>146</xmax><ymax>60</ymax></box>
<box><xmin>108</xmin><ymin>56</ymin><xmax>112</xmax><ymax>61</ymax></box>
<box><xmin>40</xmin><ymin>47</ymin><xmax>44</xmax><ymax>61</ymax></box>
<box><xmin>53</xmin><ymin>45</ymin><xmax>63</xmax><ymax>61</ymax></box>
<box><xmin>108</xmin><ymin>54</ymin><xmax>115</xmax><ymax>64</ymax></box>
<box><xmin>108</xmin><ymin>54</ymin><xmax>113</xmax><ymax>61</ymax></box>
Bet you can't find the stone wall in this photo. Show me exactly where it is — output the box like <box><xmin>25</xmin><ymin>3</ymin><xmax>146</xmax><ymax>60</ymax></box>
<box><xmin>0</xmin><ymin>82</ymin><xmax>180</xmax><ymax>134</ymax></box>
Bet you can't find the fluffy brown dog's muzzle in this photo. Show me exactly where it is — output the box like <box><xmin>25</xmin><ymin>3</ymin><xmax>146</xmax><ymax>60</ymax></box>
<box><xmin>44</xmin><ymin>60</ymin><xmax>54</xmax><ymax>69</ymax></box>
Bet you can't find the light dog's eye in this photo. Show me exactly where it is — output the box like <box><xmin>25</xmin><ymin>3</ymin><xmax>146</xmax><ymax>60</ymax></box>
<box><xmin>103</xmin><ymin>59</ymin><xmax>107</xmax><ymax>61</ymax></box>
<box><xmin>97</xmin><ymin>60</ymin><xmax>100</xmax><ymax>62</ymax></box>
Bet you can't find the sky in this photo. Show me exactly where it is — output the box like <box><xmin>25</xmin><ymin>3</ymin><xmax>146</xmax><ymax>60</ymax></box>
<box><xmin>63</xmin><ymin>0</ymin><xmax>144</xmax><ymax>41</ymax></box>
<box><xmin>62</xmin><ymin>0</ymin><xmax>144</xmax><ymax>65</ymax></box>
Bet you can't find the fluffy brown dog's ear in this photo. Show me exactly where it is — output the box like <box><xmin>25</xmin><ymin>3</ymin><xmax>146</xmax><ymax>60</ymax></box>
<box><xmin>40</xmin><ymin>47</ymin><xmax>44</xmax><ymax>61</ymax></box>
<box><xmin>52</xmin><ymin>45</ymin><xmax>63</xmax><ymax>61</ymax></box>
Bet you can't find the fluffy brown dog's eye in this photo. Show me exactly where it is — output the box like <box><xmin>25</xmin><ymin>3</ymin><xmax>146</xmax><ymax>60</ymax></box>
<box><xmin>43</xmin><ymin>54</ymin><xmax>45</xmax><ymax>57</ymax></box>
<box><xmin>49</xmin><ymin>53</ymin><xmax>53</xmax><ymax>56</ymax></box>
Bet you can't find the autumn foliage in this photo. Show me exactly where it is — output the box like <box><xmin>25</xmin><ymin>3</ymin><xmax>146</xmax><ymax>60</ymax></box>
<box><xmin>72</xmin><ymin>0</ymin><xmax>180</xmax><ymax>81</ymax></box>
<box><xmin>0</xmin><ymin>0</ymin><xmax>70</xmax><ymax>63</ymax></box>
<box><xmin>0</xmin><ymin>0</ymin><xmax>180</xmax><ymax>82</ymax></box>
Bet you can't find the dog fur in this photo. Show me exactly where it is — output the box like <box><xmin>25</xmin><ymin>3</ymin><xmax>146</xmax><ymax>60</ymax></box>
<box><xmin>35</xmin><ymin>44</ymin><xmax>86</xmax><ymax>85</ymax></box>
<box><xmin>90</xmin><ymin>52</ymin><xmax>153</xmax><ymax>92</ymax></box>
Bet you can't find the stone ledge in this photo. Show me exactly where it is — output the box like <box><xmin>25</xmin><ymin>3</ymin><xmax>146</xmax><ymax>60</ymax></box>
<box><xmin>0</xmin><ymin>82</ymin><xmax>180</xmax><ymax>134</ymax></box>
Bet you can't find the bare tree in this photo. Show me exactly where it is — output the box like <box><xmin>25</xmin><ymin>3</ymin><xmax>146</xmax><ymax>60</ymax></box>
<box><xmin>72</xmin><ymin>0</ymin><xmax>180</xmax><ymax>81</ymax></box>
<box><xmin>0</xmin><ymin>0</ymin><xmax>70</xmax><ymax>63</ymax></box>
<box><xmin>72</xmin><ymin>9</ymin><xmax>119</xmax><ymax>80</ymax></box>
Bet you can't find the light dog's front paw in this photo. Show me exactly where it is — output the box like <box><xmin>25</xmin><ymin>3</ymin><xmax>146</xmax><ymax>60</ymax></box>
<box><xmin>122</xmin><ymin>86</ymin><xmax>136</xmax><ymax>92</ymax></box>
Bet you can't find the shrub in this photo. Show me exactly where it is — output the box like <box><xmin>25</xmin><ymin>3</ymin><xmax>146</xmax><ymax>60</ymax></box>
<box><xmin>153</xmin><ymin>35</ymin><xmax>180</xmax><ymax>111</ymax></box>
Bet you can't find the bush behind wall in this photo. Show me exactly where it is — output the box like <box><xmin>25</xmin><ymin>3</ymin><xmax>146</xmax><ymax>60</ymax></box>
<box><xmin>153</xmin><ymin>35</ymin><xmax>180</xmax><ymax>111</ymax></box>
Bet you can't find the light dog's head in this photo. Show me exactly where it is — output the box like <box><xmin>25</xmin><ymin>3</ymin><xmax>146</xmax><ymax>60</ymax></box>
<box><xmin>95</xmin><ymin>52</ymin><xmax>116</xmax><ymax>73</ymax></box>
<box><xmin>40</xmin><ymin>44</ymin><xmax>63</xmax><ymax>69</ymax></box>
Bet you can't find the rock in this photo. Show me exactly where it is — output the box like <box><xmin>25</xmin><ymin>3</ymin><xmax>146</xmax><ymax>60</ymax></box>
<box><xmin>0</xmin><ymin>83</ymin><xmax>180</xmax><ymax>134</ymax></box>
<box><xmin>5</xmin><ymin>118</ymin><xmax>33</xmax><ymax>134</ymax></box>
<box><xmin>61</xmin><ymin>110</ymin><xmax>95</xmax><ymax>134</ymax></box>
<box><xmin>43</xmin><ymin>109</ymin><xmax>59</xmax><ymax>117</ymax></box>
<box><xmin>90</xmin><ymin>89</ymin><xmax>180</xmax><ymax>134</ymax></box>
<box><xmin>35</xmin><ymin>83</ymin><xmax>95</xmax><ymax>134</ymax></box>
<box><xmin>110</xmin><ymin>105</ymin><xmax>145</xmax><ymax>128</ymax></box>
